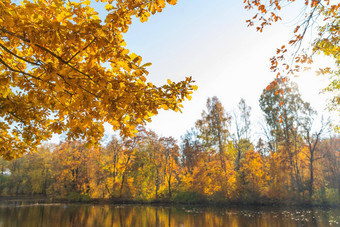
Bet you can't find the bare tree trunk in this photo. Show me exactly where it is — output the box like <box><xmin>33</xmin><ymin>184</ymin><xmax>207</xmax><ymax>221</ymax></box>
<box><xmin>309</xmin><ymin>155</ymin><xmax>314</xmax><ymax>200</ymax></box>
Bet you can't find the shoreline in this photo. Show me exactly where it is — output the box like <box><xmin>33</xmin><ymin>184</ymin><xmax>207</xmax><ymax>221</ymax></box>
<box><xmin>0</xmin><ymin>196</ymin><xmax>339</xmax><ymax>208</ymax></box>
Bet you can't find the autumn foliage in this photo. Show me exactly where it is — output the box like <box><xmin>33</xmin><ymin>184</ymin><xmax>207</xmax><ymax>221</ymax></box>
<box><xmin>0</xmin><ymin>0</ymin><xmax>196</xmax><ymax>160</ymax></box>
<box><xmin>1</xmin><ymin>85</ymin><xmax>339</xmax><ymax>204</ymax></box>
<box><xmin>0</xmin><ymin>0</ymin><xmax>339</xmax><ymax>204</ymax></box>
<box><xmin>1</xmin><ymin>0</ymin><xmax>340</xmax><ymax>161</ymax></box>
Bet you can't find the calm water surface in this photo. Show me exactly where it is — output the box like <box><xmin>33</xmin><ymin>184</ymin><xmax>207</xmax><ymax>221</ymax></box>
<box><xmin>0</xmin><ymin>202</ymin><xmax>339</xmax><ymax>227</ymax></box>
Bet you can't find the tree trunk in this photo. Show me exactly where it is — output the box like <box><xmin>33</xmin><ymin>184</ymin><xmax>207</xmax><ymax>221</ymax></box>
<box><xmin>119</xmin><ymin>174</ymin><xmax>125</xmax><ymax>198</ymax></box>
<box><xmin>119</xmin><ymin>154</ymin><xmax>131</xmax><ymax>198</ymax></box>
<box><xmin>168</xmin><ymin>177</ymin><xmax>171</xmax><ymax>198</ymax></box>
<box><xmin>112</xmin><ymin>154</ymin><xmax>117</xmax><ymax>197</ymax></box>
<box><xmin>309</xmin><ymin>152</ymin><xmax>314</xmax><ymax>200</ymax></box>
<box><xmin>155</xmin><ymin>168</ymin><xmax>159</xmax><ymax>199</ymax></box>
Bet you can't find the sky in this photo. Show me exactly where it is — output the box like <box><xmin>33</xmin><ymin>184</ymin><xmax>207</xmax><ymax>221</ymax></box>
<box><xmin>51</xmin><ymin>0</ymin><xmax>339</xmax><ymax>144</ymax></box>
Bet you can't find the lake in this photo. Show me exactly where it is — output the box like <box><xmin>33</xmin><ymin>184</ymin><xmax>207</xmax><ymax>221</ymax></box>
<box><xmin>0</xmin><ymin>202</ymin><xmax>339</xmax><ymax>227</ymax></box>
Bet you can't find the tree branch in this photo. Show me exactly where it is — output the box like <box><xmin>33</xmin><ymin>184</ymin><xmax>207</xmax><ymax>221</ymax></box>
<box><xmin>0</xmin><ymin>28</ymin><xmax>102</xmax><ymax>87</ymax></box>
<box><xmin>0</xmin><ymin>42</ymin><xmax>41</xmax><ymax>66</ymax></box>
<box><xmin>0</xmin><ymin>57</ymin><xmax>52</xmax><ymax>86</ymax></box>
<box><xmin>67</xmin><ymin>37</ymin><xmax>97</xmax><ymax>63</ymax></box>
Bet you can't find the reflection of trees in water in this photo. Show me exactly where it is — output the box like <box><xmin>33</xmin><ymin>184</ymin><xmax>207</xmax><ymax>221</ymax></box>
<box><xmin>311</xmin><ymin>209</ymin><xmax>319</xmax><ymax>227</ymax></box>
<box><xmin>0</xmin><ymin>205</ymin><xmax>338</xmax><ymax>227</ymax></box>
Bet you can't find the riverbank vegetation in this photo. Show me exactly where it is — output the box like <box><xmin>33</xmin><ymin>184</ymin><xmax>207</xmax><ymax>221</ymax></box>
<box><xmin>0</xmin><ymin>79</ymin><xmax>339</xmax><ymax>205</ymax></box>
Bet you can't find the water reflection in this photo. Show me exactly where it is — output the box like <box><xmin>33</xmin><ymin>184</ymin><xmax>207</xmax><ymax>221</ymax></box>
<box><xmin>0</xmin><ymin>203</ymin><xmax>339</xmax><ymax>227</ymax></box>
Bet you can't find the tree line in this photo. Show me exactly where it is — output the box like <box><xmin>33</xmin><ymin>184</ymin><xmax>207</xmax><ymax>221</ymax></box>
<box><xmin>0</xmin><ymin>79</ymin><xmax>339</xmax><ymax>204</ymax></box>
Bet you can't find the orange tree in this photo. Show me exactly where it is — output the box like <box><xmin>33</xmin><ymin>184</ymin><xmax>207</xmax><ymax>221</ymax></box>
<box><xmin>0</xmin><ymin>0</ymin><xmax>196</xmax><ymax>159</ymax></box>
